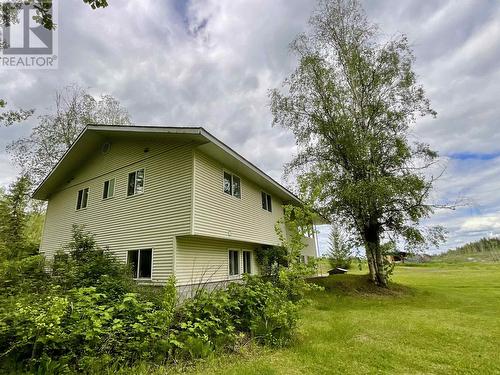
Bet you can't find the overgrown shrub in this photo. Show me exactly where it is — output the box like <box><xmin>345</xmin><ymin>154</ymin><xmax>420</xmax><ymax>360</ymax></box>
<box><xmin>173</xmin><ymin>289</ymin><xmax>240</xmax><ymax>359</ymax></box>
<box><xmin>0</xmin><ymin>254</ymin><xmax>49</xmax><ymax>296</ymax></box>
<box><xmin>0</xmin><ymin>224</ymin><xmax>306</xmax><ymax>373</ymax></box>
<box><xmin>254</xmin><ymin>245</ymin><xmax>289</xmax><ymax>280</ymax></box>
<box><xmin>228</xmin><ymin>276</ymin><xmax>299</xmax><ymax>346</ymax></box>
<box><xmin>51</xmin><ymin>225</ymin><xmax>135</xmax><ymax>299</ymax></box>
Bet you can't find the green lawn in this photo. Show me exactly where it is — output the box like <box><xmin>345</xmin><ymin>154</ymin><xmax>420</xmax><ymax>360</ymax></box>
<box><xmin>127</xmin><ymin>262</ymin><xmax>500</xmax><ymax>375</ymax></box>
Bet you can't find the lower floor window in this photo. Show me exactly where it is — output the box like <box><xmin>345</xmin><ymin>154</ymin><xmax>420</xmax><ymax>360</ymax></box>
<box><xmin>128</xmin><ymin>249</ymin><xmax>152</xmax><ymax>279</ymax></box>
<box><xmin>229</xmin><ymin>250</ymin><xmax>239</xmax><ymax>276</ymax></box>
<box><xmin>243</xmin><ymin>251</ymin><xmax>251</xmax><ymax>274</ymax></box>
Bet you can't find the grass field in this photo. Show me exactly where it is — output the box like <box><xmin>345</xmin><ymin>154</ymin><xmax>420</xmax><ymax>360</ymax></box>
<box><xmin>125</xmin><ymin>261</ymin><xmax>500</xmax><ymax>375</ymax></box>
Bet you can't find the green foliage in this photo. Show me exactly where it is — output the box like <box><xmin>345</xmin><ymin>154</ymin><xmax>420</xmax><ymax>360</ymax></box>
<box><xmin>0</xmin><ymin>99</ymin><xmax>33</xmax><ymax>127</ymax></box>
<box><xmin>444</xmin><ymin>237</ymin><xmax>500</xmax><ymax>255</ymax></box>
<box><xmin>270</xmin><ymin>0</ymin><xmax>445</xmax><ymax>286</ymax></box>
<box><xmin>0</xmin><ymin>224</ymin><xmax>302</xmax><ymax>372</ymax></box>
<box><xmin>51</xmin><ymin>225</ymin><xmax>134</xmax><ymax>298</ymax></box>
<box><xmin>258</xmin><ymin>204</ymin><xmax>323</xmax><ymax>302</ymax></box>
<box><xmin>434</xmin><ymin>237</ymin><xmax>500</xmax><ymax>263</ymax></box>
<box><xmin>125</xmin><ymin>263</ymin><xmax>500</xmax><ymax>375</ymax></box>
<box><xmin>0</xmin><ymin>0</ymin><xmax>109</xmax><ymax>33</ymax></box>
<box><xmin>0</xmin><ymin>255</ymin><xmax>49</xmax><ymax>296</ymax></box>
<box><xmin>8</xmin><ymin>84</ymin><xmax>132</xmax><ymax>185</ymax></box>
<box><xmin>228</xmin><ymin>276</ymin><xmax>300</xmax><ymax>347</ymax></box>
<box><xmin>175</xmin><ymin>289</ymin><xmax>239</xmax><ymax>358</ymax></box>
<box><xmin>326</xmin><ymin>225</ymin><xmax>352</xmax><ymax>269</ymax></box>
<box><xmin>0</xmin><ymin>175</ymin><xmax>35</xmax><ymax>260</ymax></box>
<box><xmin>254</xmin><ymin>245</ymin><xmax>289</xmax><ymax>279</ymax></box>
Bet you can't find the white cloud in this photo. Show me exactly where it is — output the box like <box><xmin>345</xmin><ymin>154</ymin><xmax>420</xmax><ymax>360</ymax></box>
<box><xmin>1</xmin><ymin>0</ymin><xmax>500</xmax><ymax>253</ymax></box>
<box><xmin>460</xmin><ymin>214</ymin><xmax>500</xmax><ymax>234</ymax></box>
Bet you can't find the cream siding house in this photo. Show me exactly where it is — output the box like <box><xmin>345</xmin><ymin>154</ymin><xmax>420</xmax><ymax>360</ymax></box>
<box><xmin>34</xmin><ymin>125</ymin><xmax>320</xmax><ymax>287</ymax></box>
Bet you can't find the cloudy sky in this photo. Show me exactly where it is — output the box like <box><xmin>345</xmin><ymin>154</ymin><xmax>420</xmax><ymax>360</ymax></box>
<box><xmin>1</xmin><ymin>0</ymin><xmax>499</xmax><ymax>254</ymax></box>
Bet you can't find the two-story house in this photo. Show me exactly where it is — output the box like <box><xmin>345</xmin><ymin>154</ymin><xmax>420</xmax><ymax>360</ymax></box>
<box><xmin>33</xmin><ymin>125</ymin><xmax>320</xmax><ymax>287</ymax></box>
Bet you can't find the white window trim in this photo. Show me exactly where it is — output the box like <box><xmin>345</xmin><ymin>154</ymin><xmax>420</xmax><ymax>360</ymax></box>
<box><xmin>126</xmin><ymin>248</ymin><xmax>154</xmax><ymax>280</ymax></box>
<box><xmin>126</xmin><ymin>168</ymin><xmax>146</xmax><ymax>198</ymax></box>
<box><xmin>222</xmin><ymin>169</ymin><xmax>242</xmax><ymax>199</ymax></box>
<box><xmin>76</xmin><ymin>187</ymin><xmax>89</xmax><ymax>211</ymax></box>
<box><xmin>228</xmin><ymin>248</ymin><xmax>241</xmax><ymax>278</ymax></box>
<box><xmin>102</xmin><ymin>178</ymin><xmax>115</xmax><ymax>200</ymax></box>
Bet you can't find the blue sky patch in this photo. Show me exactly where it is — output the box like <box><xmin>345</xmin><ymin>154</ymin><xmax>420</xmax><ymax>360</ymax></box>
<box><xmin>448</xmin><ymin>152</ymin><xmax>500</xmax><ymax>160</ymax></box>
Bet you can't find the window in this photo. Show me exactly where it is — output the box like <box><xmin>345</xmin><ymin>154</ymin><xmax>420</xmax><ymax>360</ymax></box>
<box><xmin>127</xmin><ymin>169</ymin><xmax>145</xmax><ymax>196</ymax></box>
<box><xmin>128</xmin><ymin>249</ymin><xmax>152</xmax><ymax>279</ymax></box>
<box><xmin>223</xmin><ymin>171</ymin><xmax>241</xmax><ymax>198</ymax></box>
<box><xmin>76</xmin><ymin>188</ymin><xmax>89</xmax><ymax>210</ymax></box>
<box><xmin>243</xmin><ymin>251</ymin><xmax>251</xmax><ymax>274</ymax></box>
<box><xmin>102</xmin><ymin>178</ymin><xmax>115</xmax><ymax>199</ymax></box>
<box><xmin>229</xmin><ymin>250</ymin><xmax>240</xmax><ymax>276</ymax></box>
<box><xmin>298</xmin><ymin>255</ymin><xmax>306</xmax><ymax>264</ymax></box>
<box><xmin>261</xmin><ymin>192</ymin><xmax>272</xmax><ymax>212</ymax></box>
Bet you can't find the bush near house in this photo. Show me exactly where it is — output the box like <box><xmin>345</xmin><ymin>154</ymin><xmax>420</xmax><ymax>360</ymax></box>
<box><xmin>0</xmin><ymin>226</ymin><xmax>308</xmax><ymax>373</ymax></box>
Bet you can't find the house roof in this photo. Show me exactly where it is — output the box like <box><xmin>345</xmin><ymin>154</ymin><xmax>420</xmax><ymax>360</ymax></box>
<box><xmin>32</xmin><ymin>125</ymin><xmax>304</xmax><ymax>207</ymax></box>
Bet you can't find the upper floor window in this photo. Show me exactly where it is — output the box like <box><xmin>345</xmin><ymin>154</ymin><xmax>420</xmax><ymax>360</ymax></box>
<box><xmin>102</xmin><ymin>178</ymin><xmax>115</xmax><ymax>199</ymax></box>
<box><xmin>128</xmin><ymin>169</ymin><xmax>144</xmax><ymax>196</ymax></box>
<box><xmin>223</xmin><ymin>171</ymin><xmax>241</xmax><ymax>198</ymax></box>
<box><xmin>261</xmin><ymin>192</ymin><xmax>272</xmax><ymax>212</ymax></box>
<box><xmin>128</xmin><ymin>249</ymin><xmax>152</xmax><ymax>279</ymax></box>
<box><xmin>76</xmin><ymin>188</ymin><xmax>89</xmax><ymax>210</ymax></box>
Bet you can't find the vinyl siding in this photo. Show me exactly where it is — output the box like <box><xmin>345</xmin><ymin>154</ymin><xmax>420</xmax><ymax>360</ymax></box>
<box><xmin>39</xmin><ymin>140</ymin><xmax>194</xmax><ymax>282</ymax></box>
<box><xmin>301</xmin><ymin>235</ymin><xmax>318</xmax><ymax>258</ymax></box>
<box><xmin>175</xmin><ymin>236</ymin><xmax>260</xmax><ymax>286</ymax></box>
<box><xmin>192</xmin><ymin>150</ymin><xmax>284</xmax><ymax>245</ymax></box>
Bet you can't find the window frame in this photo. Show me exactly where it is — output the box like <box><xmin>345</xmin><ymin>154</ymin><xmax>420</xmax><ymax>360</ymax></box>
<box><xmin>102</xmin><ymin>178</ymin><xmax>115</xmax><ymax>200</ymax></box>
<box><xmin>126</xmin><ymin>248</ymin><xmax>153</xmax><ymax>280</ymax></box>
<box><xmin>261</xmin><ymin>191</ymin><xmax>272</xmax><ymax>212</ymax></box>
<box><xmin>228</xmin><ymin>249</ymin><xmax>240</xmax><ymax>277</ymax></box>
<box><xmin>223</xmin><ymin>170</ymin><xmax>242</xmax><ymax>199</ymax></box>
<box><xmin>127</xmin><ymin>168</ymin><xmax>145</xmax><ymax>197</ymax></box>
<box><xmin>76</xmin><ymin>187</ymin><xmax>89</xmax><ymax>210</ymax></box>
<box><xmin>243</xmin><ymin>250</ymin><xmax>252</xmax><ymax>274</ymax></box>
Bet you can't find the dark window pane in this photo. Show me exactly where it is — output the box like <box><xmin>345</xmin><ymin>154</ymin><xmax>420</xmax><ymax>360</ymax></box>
<box><xmin>77</xmin><ymin>190</ymin><xmax>83</xmax><ymax>209</ymax></box>
<box><xmin>232</xmin><ymin>176</ymin><xmax>241</xmax><ymax>198</ymax></box>
<box><xmin>103</xmin><ymin>180</ymin><xmax>109</xmax><ymax>199</ymax></box>
<box><xmin>224</xmin><ymin>172</ymin><xmax>232</xmax><ymax>195</ymax></box>
<box><xmin>128</xmin><ymin>250</ymin><xmax>139</xmax><ymax>278</ymax></box>
<box><xmin>82</xmin><ymin>188</ymin><xmax>89</xmax><ymax>208</ymax></box>
<box><xmin>138</xmin><ymin>249</ymin><xmax>152</xmax><ymax>278</ymax></box>
<box><xmin>261</xmin><ymin>192</ymin><xmax>267</xmax><ymax>210</ymax></box>
<box><xmin>136</xmin><ymin>169</ymin><xmax>144</xmax><ymax>194</ymax></box>
<box><xmin>266</xmin><ymin>194</ymin><xmax>272</xmax><ymax>212</ymax></box>
<box><xmin>128</xmin><ymin>172</ymin><xmax>136</xmax><ymax>196</ymax></box>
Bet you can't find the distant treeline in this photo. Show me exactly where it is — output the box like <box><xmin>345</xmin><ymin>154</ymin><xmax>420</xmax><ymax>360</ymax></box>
<box><xmin>444</xmin><ymin>237</ymin><xmax>500</xmax><ymax>256</ymax></box>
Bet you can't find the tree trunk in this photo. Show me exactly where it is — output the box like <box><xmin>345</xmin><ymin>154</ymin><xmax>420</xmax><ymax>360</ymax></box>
<box><xmin>363</xmin><ymin>223</ymin><xmax>387</xmax><ymax>287</ymax></box>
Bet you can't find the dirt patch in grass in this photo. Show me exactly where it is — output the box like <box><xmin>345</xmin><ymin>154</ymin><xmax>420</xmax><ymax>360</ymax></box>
<box><xmin>307</xmin><ymin>274</ymin><xmax>413</xmax><ymax>297</ymax></box>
